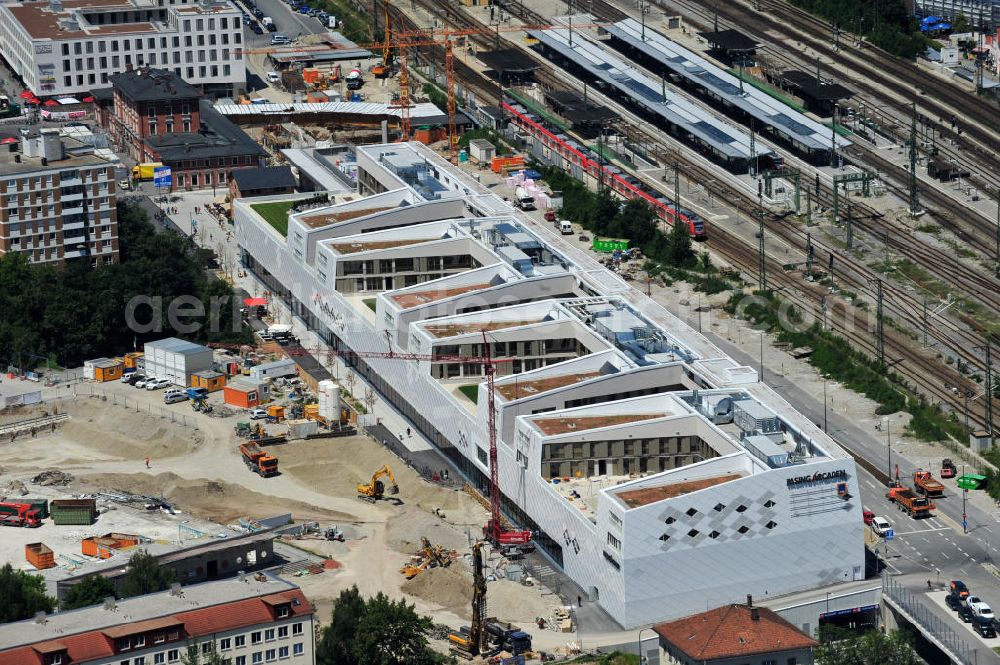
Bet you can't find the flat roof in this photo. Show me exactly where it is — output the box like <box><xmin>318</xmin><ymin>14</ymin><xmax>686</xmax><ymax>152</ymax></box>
<box><xmin>781</xmin><ymin>70</ymin><xmax>854</xmax><ymax>101</ymax></box>
<box><xmin>698</xmin><ymin>29</ymin><xmax>759</xmax><ymax>51</ymax></box>
<box><xmin>532</xmin><ymin>413</ymin><xmax>666</xmax><ymax>436</ymax></box>
<box><xmin>615</xmin><ymin>473</ymin><xmax>743</xmax><ymax>507</ymax></box>
<box><xmin>215</xmin><ymin>101</ymin><xmax>447</xmax><ymax>122</ymax></box>
<box><xmin>144</xmin><ymin>337</ymin><xmax>209</xmax><ymax>356</ymax></box>
<box><xmin>605</xmin><ymin>19</ymin><xmax>851</xmax><ymax>151</ymax></box>
<box><xmin>478</xmin><ymin>48</ymin><xmax>542</xmax><ymax>73</ymax></box>
<box><xmin>145</xmin><ymin>100</ymin><xmax>266</xmax><ymax>162</ymax></box>
<box><xmin>328</xmin><ymin>238</ymin><xmax>433</xmax><ymax>255</ymax></box>
<box><xmin>392</xmin><ymin>282</ymin><xmax>494</xmax><ymax>309</ymax></box>
<box><xmin>5</xmin><ymin>0</ymin><xmax>154</xmax><ymax>41</ymax></box>
<box><xmin>298</xmin><ymin>206</ymin><xmax>395</xmax><ymax>229</ymax></box>
<box><xmin>0</xmin><ymin>133</ymin><xmax>111</xmax><ymax>175</ymax></box>
<box><xmin>529</xmin><ymin>27</ymin><xmax>769</xmax><ymax>160</ymax></box>
<box><xmin>423</xmin><ymin>319</ymin><xmax>543</xmax><ymax>339</ymax></box>
<box><xmin>495</xmin><ymin>371</ymin><xmax>603</xmax><ymax>400</ymax></box>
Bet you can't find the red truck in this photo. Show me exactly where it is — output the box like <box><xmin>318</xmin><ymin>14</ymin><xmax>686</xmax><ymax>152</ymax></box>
<box><xmin>0</xmin><ymin>502</ymin><xmax>43</xmax><ymax>527</ymax></box>
<box><xmin>239</xmin><ymin>442</ymin><xmax>279</xmax><ymax>477</ymax></box>
<box><xmin>914</xmin><ymin>470</ymin><xmax>945</xmax><ymax>497</ymax></box>
<box><xmin>887</xmin><ymin>485</ymin><xmax>934</xmax><ymax>518</ymax></box>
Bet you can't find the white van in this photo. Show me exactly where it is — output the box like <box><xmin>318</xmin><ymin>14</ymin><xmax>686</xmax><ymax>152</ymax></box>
<box><xmin>266</xmin><ymin>71</ymin><xmax>281</xmax><ymax>84</ymax></box>
<box><xmin>559</xmin><ymin>220</ymin><xmax>574</xmax><ymax>235</ymax></box>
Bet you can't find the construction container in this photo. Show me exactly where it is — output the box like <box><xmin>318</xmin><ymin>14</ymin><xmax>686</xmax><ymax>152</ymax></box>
<box><xmin>190</xmin><ymin>370</ymin><xmax>226</xmax><ymax>392</ymax></box>
<box><xmin>82</xmin><ymin>533</ymin><xmax>140</xmax><ymax>558</ymax></box>
<box><xmin>25</xmin><ymin>543</ymin><xmax>55</xmax><ymax>570</ymax></box>
<box><xmin>249</xmin><ymin>358</ymin><xmax>298</xmax><ymax>382</ymax></box>
<box><xmin>491</xmin><ymin>155</ymin><xmax>525</xmax><ymax>174</ymax></box>
<box><xmin>50</xmin><ymin>498</ymin><xmax>97</xmax><ymax>525</ymax></box>
<box><xmin>143</xmin><ymin>337</ymin><xmax>213</xmax><ymax>387</ymax></box>
<box><xmin>267</xmin><ymin>404</ymin><xmax>285</xmax><ymax>421</ymax></box>
<box><xmin>84</xmin><ymin>357</ymin><xmax>123</xmax><ymax>381</ymax></box>
<box><xmin>21</xmin><ymin>498</ymin><xmax>49</xmax><ymax>519</ymax></box>
<box><xmin>413</xmin><ymin>127</ymin><xmax>432</xmax><ymax>144</ymax></box>
<box><xmin>286</xmin><ymin>418</ymin><xmax>319</xmax><ymax>440</ymax></box>
<box><xmin>123</xmin><ymin>351</ymin><xmax>144</xmax><ymax>369</ymax></box>
<box><xmin>224</xmin><ymin>377</ymin><xmax>262</xmax><ymax>409</ymax></box>
<box><xmin>302</xmin><ymin>68</ymin><xmax>320</xmax><ymax>85</ymax></box>
<box><xmin>469</xmin><ymin>138</ymin><xmax>495</xmax><ymax>163</ymax></box>
<box><xmin>306</xmin><ymin>91</ymin><xmax>328</xmax><ymax>103</ymax></box>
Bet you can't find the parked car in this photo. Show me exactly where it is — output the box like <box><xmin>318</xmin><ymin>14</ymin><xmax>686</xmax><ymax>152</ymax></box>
<box><xmin>119</xmin><ymin>179</ymin><xmax>131</xmax><ymax>191</ymax></box>
<box><xmin>249</xmin><ymin>408</ymin><xmax>268</xmax><ymax>420</ymax></box>
<box><xmin>120</xmin><ymin>372</ymin><xmax>135</xmax><ymax>383</ymax></box>
<box><xmin>134</xmin><ymin>376</ymin><xmax>151</xmax><ymax>388</ymax></box>
<box><xmin>252</xmin><ymin>23</ymin><xmax>264</xmax><ymax>34</ymax></box>
<box><xmin>958</xmin><ymin>605</ymin><xmax>974</xmax><ymax>623</ymax></box>
<box><xmin>270</xmin><ymin>34</ymin><xmax>290</xmax><ymax>45</ymax></box>
<box><xmin>950</xmin><ymin>580</ymin><xmax>970</xmax><ymax>599</ymax></box>
<box><xmin>266</xmin><ymin>22</ymin><xmax>278</xmax><ymax>31</ymax></box>
<box><xmin>146</xmin><ymin>378</ymin><xmax>172</xmax><ymax>391</ymax></box>
<box><xmin>266</xmin><ymin>71</ymin><xmax>281</xmax><ymax>83</ymax></box>
<box><xmin>164</xmin><ymin>390</ymin><xmax>187</xmax><ymax>404</ymax></box>
<box><xmin>974</xmin><ymin>618</ymin><xmax>997</xmax><ymax>638</ymax></box>
<box><xmin>870</xmin><ymin>516</ymin><xmax>892</xmax><ymax>537</ymax></box>
<box><xmin>863</xmin><ymin>509</ymin><xmax>875</xmax><ymax>525</ymax></box>
<box><xmin>127</xmin><ymin>373</ymin><xmax>145</xmax><ymax>386</ymax></box>
<box><xmin>968</xmin><ymin>597</ymin><xmax>993</xmax><ymax>621</ymax></box>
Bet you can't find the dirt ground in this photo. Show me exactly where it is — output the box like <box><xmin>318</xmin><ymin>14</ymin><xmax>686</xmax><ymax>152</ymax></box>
<box><xmin>0</xmin><ymin>390</ymin><xmax>569</xmax><ymax>648</ymax></box>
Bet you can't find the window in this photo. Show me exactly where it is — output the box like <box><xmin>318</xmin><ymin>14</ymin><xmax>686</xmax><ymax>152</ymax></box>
<box><xmin>664</xmin><ymin>516</ymin><xmax>676</xmax><ymax>525</ymax></box>
<box><xmin>251</xmin><ymin>632</ymin><xmax>262</xmax><ymax>645</ymax></box>
<box><xmin>252</xmin><ymin>655</ymin><xmax>262</xmax><ymax>665</ymax></box>
<box><xmin>236</xmin><ymin>658</ymin><xmax>246</xmax><ymax>665</ymax></box>
<box><xmin>120</xmin><ymin>638</ymin><xmax>132</xmax><ymax>651</ymax></box>
<box><xmin>687</xmin><ymin>529</ymin><xmax>700</xmax><ymax>537</ymax></box>
<box><xmin>764</xmin><ymin>499</ymin><xmax>776</xmax><ymax>508</ymax></box>
<box><xmin>291</xmin><ymin>624</ymin><xmax>303</xmax><ymax>636</ymax></box>
<box><xmin>135</xmin><ymin>658</ymin><xmax>145</xmax><ymax>665</ymax></box>
<box><xmin>235</xmin><ymin>636</ymin><xmax>245</xmax><ymax>648</ymax></box>
<box><xmin>220</xmin><ymin>638</ymin><xmax>231</xmax><ymax>650</ymax></box>
<box><xmin>685</xmin><ymin>507</ymin><xmax>698</xmax><ymax>517</ymax></box>
<box><xmin>713</xmin><ymin>503</ymin><xmax>725</xmax><ymax>512</ymax></box>
<box><xmin>762</xmin><ymin>660</ymin><xmax>777</xmax><ymax>665</ymax></box>
<box><xmin>135</xmin><ymin>637</ymin><xmax>145</xmax><ymax>648</ymax></box>
<box><xmin>477</xmin><ymin>446</ymin><xmax>488</xmax><ymax>466</ymax></box>
<box><xmin>278</xmin><ymin>647</ymin><xmax>289</xmax><ymax>659</ymax></box>
<box><xmin>277</xmin><ymin>607</ymin><xmax>289</xmax><ymax>619</ymax></box>
<box><xmin>201</xmin><ymin>642</ymin><xmax>213</xmax><ymax>654</ymax></box>
<box><xmin>659</xmin><ymin>533</ymin><xmax>670</xmax><ymax>541</ymax></box>
<box><xmin>737</xmin><ymin>525</ymin><xmax>750</xmax><ymax>534</ymax></box>
<box><xmin>154</xmin><ymin>633</ymin><xmax>165</xmax><ymax>645</ymax></box>
<box><xmin>709</xmin><ymin>530</ymin><xmax>720</xmax><ymax>539</ymax></box>
<box><xmin>121</xmin><ymin>660</ymin><xmax>130</xmax><ymax>665</ymax></box>
<box><xmin>154</xmin><ymin>654</ymin><xmax>165</xmax><ymax>664</ymax></box>
<box><xmin>766</xmin><ymin>521</ymin><xmax>777</xmax><ymax>529</ymax></box>
<box><xmin>265</xmin><ymin>650</ymin><xmax>276</xmax><ymax>662</ymax></box>
<box><xmin>736</xmin><ymin>504</ymin><xmax>748</xmax><ymax>513</ymax></box>
<box><xmin>277</xmin><ymin>626</ymin><xmax>288</xmax><ymax>638</ymax></box>
<box><xmin>265</xmin><ymin>629</ymin><xmax>275</xmax><ymax>642</ymax></box>
<box><xmin>292</xmin><ymin>644</ymin><xmax>303</xmax><ymax>656</ymax></box>
<box><xmin>168</xmin><ymin>650</ymin><xmax>179</xmax><ymax>662</ymax></box>
<box><xmin>606</xmin><ymin>532</ymin><xmax>621</xmax><ymax>550</ymax></box>
<box><xmin>787</xmin><ymin>659</ymin><xmax>797</xmax><ymax>665</ymax></box>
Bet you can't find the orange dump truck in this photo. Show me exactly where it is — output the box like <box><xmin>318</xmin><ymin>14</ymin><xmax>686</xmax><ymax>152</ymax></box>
<box><xmin>887</xmin><ymin>485</ymin><xmax>934</xmax><ymax>518</ymax></box>
<box><xmin>913</xmin><ymin>470</ymin><xmax>945</xmax><ymax>497</ymax></box>
<box><xmin>240</xmin><ymin>442</ymin><xmax>278</xmax><ymax>477</ymax></box>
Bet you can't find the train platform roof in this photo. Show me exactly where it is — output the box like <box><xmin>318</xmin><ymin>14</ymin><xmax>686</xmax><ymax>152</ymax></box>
<box><xmin>545</xmin><ymin>89</ymin><xmax>617</xmax><ymax>124</ymax></box>
<box><xmin>781</xmin><ymin>71</ymin><xmax>854</xmax><ymax>101</ymax></box>
<box><xmin>605</xmin><ymin>18</ymin><xmax>851</xmax><ymax>152</ymax></box>
<box><xmin>478</xmin><ymin>48</ymin><xmax>541</xmax><ymax>73</ymax></box>
<box><xmin>698</xmin><ymin>28</ymin><xmax>759</xmax><ymax>52</ymax></box>
<box><xmin>528</xmin><ymin>27</ymin><xmax>770</xmax><ymax>161</ymax></box>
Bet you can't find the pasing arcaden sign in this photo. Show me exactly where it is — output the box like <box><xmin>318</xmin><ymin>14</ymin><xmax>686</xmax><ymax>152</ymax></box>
<box><xmin>786</xmin><ymin>469</ymin><xmax>848</xmax><ymax>487</ymax></box>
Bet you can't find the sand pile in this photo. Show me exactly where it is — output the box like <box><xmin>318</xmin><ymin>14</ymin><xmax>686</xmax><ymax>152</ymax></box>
<box><xmin>386</xmin><ymin>507</ymin><xmax>472</xmax><ymax>554</ymax></box>
<box><xmin>56</xmin><ymin>400</ymin><xmax>203</xmax><ymax>459</ymax></box>
<box><xmin>79</xmin><ymin>472</ymin><xmax>353</xmax><ymax>524</ymax></box>
<box><xmin>487</xmin><ymin>580</ymin><xmax>560</xmax><ymax>622</ymax></box>
<box><xmin>401</xmin><ymin>566</ymin><xmax>473</xmax><ymax>618</ymax></box>
<box><xmin>279</xmin><ymin>436</ymin><xmax>482</xmax><ymax>517</ymax></box>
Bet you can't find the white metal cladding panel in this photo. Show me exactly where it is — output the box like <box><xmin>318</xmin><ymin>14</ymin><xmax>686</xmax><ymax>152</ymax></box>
<box><xmin>619</xmin><ymin>459</ymin><xmax>865</xmax><ymax>626</ymax></box>
<box><xmin>236</xmin><ymin>207</ymin><xmax>627</xmax><ymax>623</ymax></box>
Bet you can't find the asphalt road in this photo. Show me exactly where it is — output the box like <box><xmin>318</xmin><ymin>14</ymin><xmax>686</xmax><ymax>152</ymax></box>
<box><xmin>714</xmin><ymin>333</ymin><xmax>1000</xmax><ymax>661</ymax></box>
<box><xmin>233</xmin><ymin>0</ymin><xmax>328</xmax><ymax>49</ymax></box>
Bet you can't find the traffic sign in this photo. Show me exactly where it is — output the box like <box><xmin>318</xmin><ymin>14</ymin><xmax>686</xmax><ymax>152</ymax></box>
<box><xmin>884</xmin><ymin>528</ymin><xmax>894</xmax><ymax>541</ymax></box>
<box><xmin>153</xmin><ymin>166</ymin><xmax>172</xmax><ymax>188</ymax></box>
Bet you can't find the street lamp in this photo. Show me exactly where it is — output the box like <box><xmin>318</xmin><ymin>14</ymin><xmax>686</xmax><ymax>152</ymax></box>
<box><xmin>823</xmin><ymin>375</ymin><xmax>828</xmax><ymax>432</ymax></box>
<box><xmin>637</xmin><ymin>627</ymin><xmax>655</xmax><ymax>664</ymax></box>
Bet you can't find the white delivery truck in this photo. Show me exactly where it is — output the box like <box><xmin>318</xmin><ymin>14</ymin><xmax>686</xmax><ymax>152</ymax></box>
<box><xmin>559</xmin><ymin>220</ymin><xmax>574</xmax><ymax>235</ymax></box>
<box><xmin>514</xmin><ymin>186</ymin><xmax>535</xmax><ymax>211</ymax></box>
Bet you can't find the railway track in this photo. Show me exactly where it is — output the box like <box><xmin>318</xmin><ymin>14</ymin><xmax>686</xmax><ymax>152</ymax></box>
<box><xmin>390</xmin><ymin>0</ymin><xmax>999</xmax><ymax>432</ymax></box>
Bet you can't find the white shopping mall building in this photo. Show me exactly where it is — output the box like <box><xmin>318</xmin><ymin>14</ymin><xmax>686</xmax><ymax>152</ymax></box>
<box><xmin>234</xmin><ymin>141</ymin><xmax>866</xmax><ymax>628</ymax></box>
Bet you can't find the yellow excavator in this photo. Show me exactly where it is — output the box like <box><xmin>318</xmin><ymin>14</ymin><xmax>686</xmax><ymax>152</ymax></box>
<box><xmin>357</xmin><ymin>464</ymin><xmax>399</xmax><ymax>503</ymax></box>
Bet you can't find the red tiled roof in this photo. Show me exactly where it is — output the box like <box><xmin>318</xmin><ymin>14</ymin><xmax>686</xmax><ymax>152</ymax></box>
<box><xmin>654</xmin><ymin>604</ymin><xmax>817</xmax><ymax>661</ymax></box>
<box><xmin>103</xmin><ymin>616</ymin><xmax>183</xmax><ymax>638</ymax></box>
<box><xmin>0</xmin><ymin>589</ymin><xmax>313</xmax><ymax>665</ymax></box>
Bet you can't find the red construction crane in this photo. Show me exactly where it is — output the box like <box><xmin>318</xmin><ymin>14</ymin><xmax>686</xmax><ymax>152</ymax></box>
<box><xmin>209</xmin><ymin>333</ymin><xmax>532</xmax><ymax>548</ymax></box>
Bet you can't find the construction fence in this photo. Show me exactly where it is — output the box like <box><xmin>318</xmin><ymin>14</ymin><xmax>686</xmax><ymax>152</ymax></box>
<box><xmin>71</xmin><ymin>384</ymin><xmax>200</xmax><ymax>429</ymax></box>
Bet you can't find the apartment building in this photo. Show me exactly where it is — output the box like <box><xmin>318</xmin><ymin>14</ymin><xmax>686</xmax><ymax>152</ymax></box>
<box><xmin>0</xmin><ymin>576</ymin><xmax>315</xmax><ymax>665</ymax></box>
<box><xmin>0</xmin><ymin>0</ymin><xmax>245</xmax><ymax>99</ymax></box>
<box><xmin>233</xmin><ymin>141</ymin><xmax>865</xmax><ymax>628</ymax></box>
<box><xmin>0</xmin><ymin>126</ymin><xmax>118</xmax><ymax>266</ymax></box>
<box><xmin>104</xmin><ymin>68</ymin><xmax>265</xmax><ymax>190</ymax></box>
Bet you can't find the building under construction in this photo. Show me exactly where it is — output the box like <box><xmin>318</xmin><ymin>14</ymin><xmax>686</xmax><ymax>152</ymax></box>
<box><xmin>234</xmin><ymin>140</ymin><xmax>865</xmax><ymax>628</ymax></box>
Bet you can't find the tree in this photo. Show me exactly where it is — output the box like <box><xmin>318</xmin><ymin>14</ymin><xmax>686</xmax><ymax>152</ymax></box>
<box><xmin>118</xmin><ymin>551</ymin><xmax>175</xmax><ymax>598</ymax></box>
<box><xmin>318</xmin><ymin>586</ymin><xmax>365</xmax><ymax>665</ymax></box>
<box><xmin>666</xmin><ymin>218</ymin><xmax>695</xmax><ymax>267</ymax></box>
<box><xmin>317</xmin><ymin>586</ymin><xmax>447</xmax><ymax>665</ymax></box>
<box><xmin>815</xmin><ymin>625</ymin><xmax>918</xmax><ymax>665</ymax></box>
<box><xmin>0</xmin><ymin>563</ymin><xmax>55</xmax><ymax>624</ymax></box>
<box><xmin>62</xmin><ymin>574</ymin><xmax>117</xmax><ymax>610</ymax></box>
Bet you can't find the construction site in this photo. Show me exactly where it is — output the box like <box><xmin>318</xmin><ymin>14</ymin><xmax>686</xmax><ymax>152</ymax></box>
<box><xmin>0</xmin><ymin>375</ymin><xmax>580</xmax><ymax>659</ymax></box>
